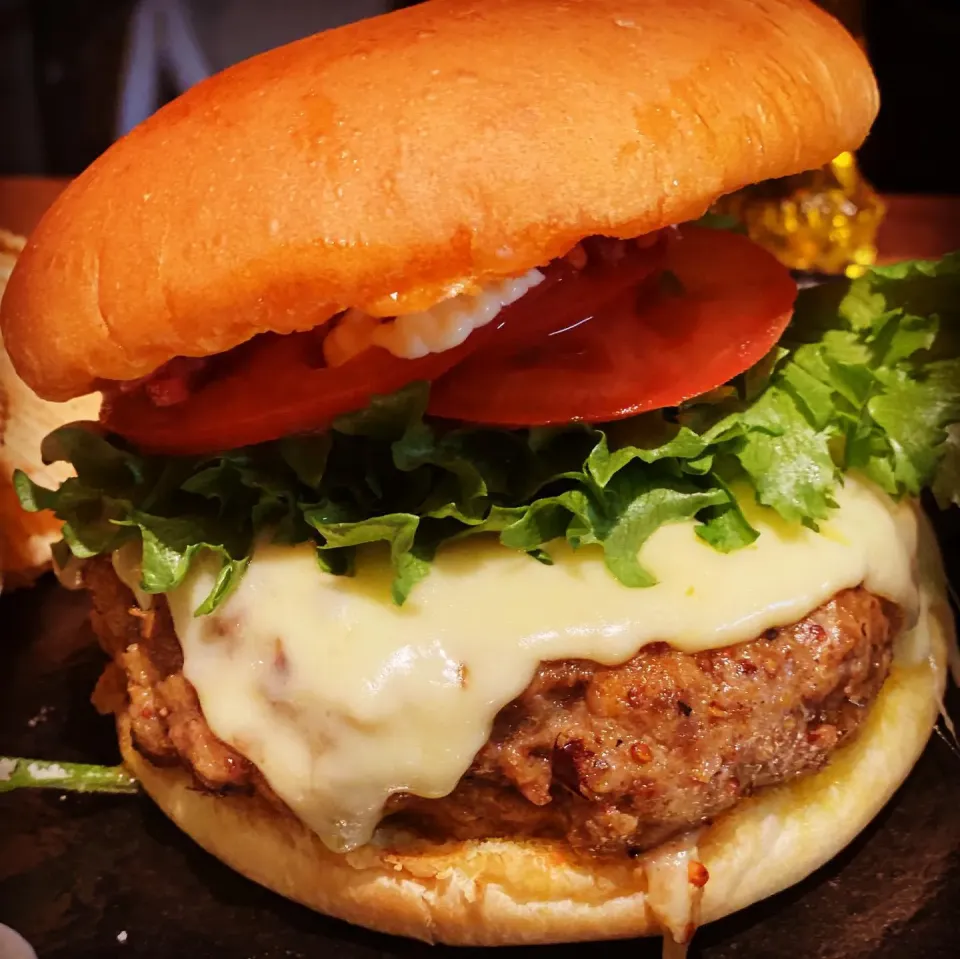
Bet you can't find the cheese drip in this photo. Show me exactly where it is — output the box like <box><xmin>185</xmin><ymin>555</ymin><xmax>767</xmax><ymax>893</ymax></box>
<box><xmin>164</xmin><ymin>476</ymin><xmax>919</xmax><ymax>852</ymax></box>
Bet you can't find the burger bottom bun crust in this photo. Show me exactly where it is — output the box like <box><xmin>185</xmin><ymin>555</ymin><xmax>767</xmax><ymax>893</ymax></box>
<box><xmin>117</xmin><ymin>541</ymin><xmax>954</xmax><ymax>946</ymax></box>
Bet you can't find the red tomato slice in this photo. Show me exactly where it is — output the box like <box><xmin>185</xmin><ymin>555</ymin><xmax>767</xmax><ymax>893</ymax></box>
<box><xmin>102</xmin><ymin>329</ymin><xmax>479</xmax><ymax>455</ymax></box>
<box><xmin>104</xmin><ymin>227</ymin><xmax>792</xmax><ymax>454</ymax></box>
<box><xmin>103</xmin><ymin>239</ymin><xmax>666</xmax><ymax>455</ymax></box>
<box><xmin>427</xmin><ymin>226</ymin><xmax>797</xmax><ymax>426</ymax></box>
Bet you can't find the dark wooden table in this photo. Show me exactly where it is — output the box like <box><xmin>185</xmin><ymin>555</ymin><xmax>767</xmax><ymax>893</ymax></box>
<box><xmin>1</xmin><ymin>181</ymin><xmax>959</xmax><ymax>959</ymax></box>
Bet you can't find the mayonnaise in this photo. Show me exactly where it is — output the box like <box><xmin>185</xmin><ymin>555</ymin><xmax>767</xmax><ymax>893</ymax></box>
<box><xmin>323</xmin><ymin>269</ymin><xmax>544</xmax><ymax>365</ymax></box>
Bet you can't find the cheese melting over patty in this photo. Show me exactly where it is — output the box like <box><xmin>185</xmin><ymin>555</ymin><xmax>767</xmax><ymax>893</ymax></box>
<box><xmin>136</xmin><ymin>476</ymin><xmax>920</xmax><ymax>852</ymax></box>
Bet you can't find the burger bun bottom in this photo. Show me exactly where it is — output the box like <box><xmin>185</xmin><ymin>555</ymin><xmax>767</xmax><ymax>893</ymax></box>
<box><xmin>117</xmin><ymin>533</ymin><xmax>954</xmax><ymax>946</ymax></box>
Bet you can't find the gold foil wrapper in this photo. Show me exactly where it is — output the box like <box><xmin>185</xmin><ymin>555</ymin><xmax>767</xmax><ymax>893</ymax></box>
<box><xmin>713</xmin><ymin>153</ymin><xmax>885</xmax><ymax>277</ymax></box>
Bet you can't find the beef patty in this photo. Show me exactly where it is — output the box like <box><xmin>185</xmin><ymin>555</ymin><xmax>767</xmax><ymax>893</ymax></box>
<box><xmin>85</xmin><ymin>558</ymin><xmax>899</xmax><ymax>856</ymax></box>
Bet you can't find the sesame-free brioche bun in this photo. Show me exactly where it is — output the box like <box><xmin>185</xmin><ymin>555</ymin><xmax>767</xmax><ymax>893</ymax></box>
<box><xmin>117</xmin><ymin>538</ymin><xmax>952</xmax><ymax>946</ymax></box>
<box><xmin>2</xmin><ymin>0</ymin><xmax>876</xmax><ymax>402</ymax></box>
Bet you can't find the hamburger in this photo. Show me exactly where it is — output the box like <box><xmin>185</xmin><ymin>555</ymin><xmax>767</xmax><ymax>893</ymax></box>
<box><xmin>2</xmin><ymin>0</ymin><xmax>959</xmax><ymax>949</ymax></box>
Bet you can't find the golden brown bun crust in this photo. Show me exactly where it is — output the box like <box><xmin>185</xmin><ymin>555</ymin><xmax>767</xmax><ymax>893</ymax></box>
<box><xmin>2</xmin><ymin>0</ymin><xmax>876</xmax><ymax>401</ymax></box>
<box><xmin>0</xmin><ymin>230</ymin><xmax>100</xmax><ymax>587</ymax></box>
<box><xmin>118</xmin><ymin>557</ymin><xmax>951</xmax><ymax>946</ymax></box>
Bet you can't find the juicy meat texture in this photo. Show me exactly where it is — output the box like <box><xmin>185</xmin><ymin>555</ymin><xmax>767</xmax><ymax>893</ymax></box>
<box><xmin>87</xmin><ymin>559</ymin><xmax>268</xmax><ymax>797</ymax></box>
<box><xmin>389</xmin><ymin>590</ymin><xmax>898</xmax><ymax>854</ymax></box>
<box><xmin>86</xmin><ymin>558</ymin><xmax>898</xmax><ymax>856</ymax></box>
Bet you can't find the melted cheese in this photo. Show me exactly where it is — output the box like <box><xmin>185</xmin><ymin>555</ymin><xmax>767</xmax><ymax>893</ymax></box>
<box><xmin>643</xmin><ymin>831</ymin><xmax>705</xmax><ymax>946</ymax></box>
<box><xmin>165</xmin><ymin>476</ymin><xmax>919</xmax><ymax>853</ymax></box>
<box><xmin>112</xmin><ymin>541</ymin><xmax>153</xmax><ymax>609</ymax></box>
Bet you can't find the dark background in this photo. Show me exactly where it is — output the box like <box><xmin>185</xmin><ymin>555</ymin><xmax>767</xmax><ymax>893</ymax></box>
<box><xmin>0</xmin><ymin>0</ymin><xmax>958</xmax><ymax>192</ymax></box>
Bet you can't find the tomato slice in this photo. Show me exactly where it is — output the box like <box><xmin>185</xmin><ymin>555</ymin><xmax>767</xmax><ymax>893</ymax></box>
<box><xmin>103</xmin><ymin>239</ymin><xmax>666</xmax><ymax>455</ymax></box>
<box><xmin>427</xmin><ymin>226</ymin><xmax>797</xmax><ymax>426</ymax></box>
<box><xmin>102</xmin><ymin>329</ymin><xmax>480</xmax><ymax>455</ymax></box>
<box><xmin>104</xmin><ymin>226</ymin><xmax>793</xmax><ymax>454</ymax></box>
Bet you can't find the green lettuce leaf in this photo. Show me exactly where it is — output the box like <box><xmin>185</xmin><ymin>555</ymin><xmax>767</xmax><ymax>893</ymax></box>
<box><xmin>15</xmin><ymin>253</ymin><xmax>960</xmax><ymax>610</ymax></box>
<box><xmin>933</xmin><ymin>424</ymin><xmax>960</xmax><ymax>510</ymax></box>
<box><xmin>734</xmin><ymin>387</ymin><xmax>838</xmax><ymax>523</ymax></box>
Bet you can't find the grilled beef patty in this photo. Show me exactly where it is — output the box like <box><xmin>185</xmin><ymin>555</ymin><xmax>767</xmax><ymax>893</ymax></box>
<box><xmin>86</xmin><ymin>558</ymin><xmax>898</xmax><ymax>856</ymax></box>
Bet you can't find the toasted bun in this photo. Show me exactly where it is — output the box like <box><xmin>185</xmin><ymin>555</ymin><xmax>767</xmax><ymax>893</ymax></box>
<box><xmin>2</xmin><ymin>0</ymin><xmax>876</xmax><ymax>401</ymax></box>
<box><xmin>0</xmin><ymin>231</ymin><xmax>100</xmax><ymax>588</ymax></box>
<box><xmin>117</xmin><ymin>541</ymin><xmax>951</xmax><ymax>946</ymax></box>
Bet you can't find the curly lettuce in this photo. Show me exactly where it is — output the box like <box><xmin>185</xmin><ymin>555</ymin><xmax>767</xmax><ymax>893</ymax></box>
<box><xmin>15</xmin><ymin>254</ymin><xmax>960</xmax><ymax>611</ymax></box>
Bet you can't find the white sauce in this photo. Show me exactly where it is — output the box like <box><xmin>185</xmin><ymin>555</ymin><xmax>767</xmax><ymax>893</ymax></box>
<box><xmin>322</xmin><ymin>269</ymin><xmax>545</xmax><ymax>365</ymax></box>
<box><xmin>163</xmin><ymin>476</ymin><xmax>919</xmax><ymax>852</ymax></box>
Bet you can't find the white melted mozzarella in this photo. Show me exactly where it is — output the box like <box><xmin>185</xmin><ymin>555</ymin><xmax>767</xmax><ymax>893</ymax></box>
<box><xmin>165</xmin><ymin>476</ymin><xmax>919</xmax><ymax>853</ymax></box>
<box><xmin>643</xmin><ymin>832</ymin><xmax>705</xmax><ymax>946</ymax></box>
<box><xmin>322</xmin><ymin>269</ymin><xmax>545</xmax><ymax>365</ymax></box>
<box><xmin>112</xmin><ymin>541</ymin><xmax>153</xmax><ymax>609</ymax></box>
